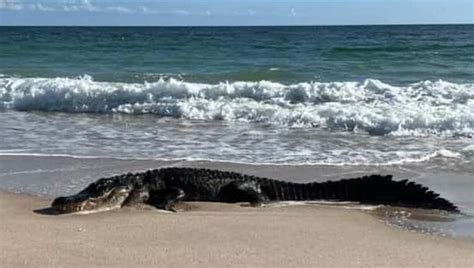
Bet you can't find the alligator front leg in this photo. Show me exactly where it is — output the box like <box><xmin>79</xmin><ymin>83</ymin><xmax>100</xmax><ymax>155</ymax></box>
<box><xmin>217</xmin><ymin>181</ymin><xmax>267</xmax><ymax>206</ymax></box>
<box><xmin>122</xmin><ymin>187</ymin><xmax>150</xmax><ymax>207</ymax></box>
<box><xmin>146</xmin><ymin>187</ymin><xmax>186</xmax><ymax>212</ymax></box>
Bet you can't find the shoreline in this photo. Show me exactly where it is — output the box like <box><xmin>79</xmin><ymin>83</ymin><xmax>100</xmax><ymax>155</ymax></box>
<box><xmin>1</xmin><ymin>154</ymin><xmax>473</xmax><ymax>239</ymax></box>
<box><xmin>1</xmin><ymin>190</ymin><xmax>473</xmax><ymax>267</ymax></box>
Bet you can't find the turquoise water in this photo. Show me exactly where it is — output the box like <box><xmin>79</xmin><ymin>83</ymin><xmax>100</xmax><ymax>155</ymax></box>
<box><xmin>0</xmin><ymin>25</ymin><xmax>473</xmax><ymax>165</ymax></box>
<box><xmin>1</xmin><ymin>25</ymin><xmax>473</xmax><ymax>84</ymax></box>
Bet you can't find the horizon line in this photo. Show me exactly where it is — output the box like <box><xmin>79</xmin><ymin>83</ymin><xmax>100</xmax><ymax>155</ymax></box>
<box><xmin>1</xmin><ymin>22</ymin><xmax>473</xmax><ymax>27</ymax></box>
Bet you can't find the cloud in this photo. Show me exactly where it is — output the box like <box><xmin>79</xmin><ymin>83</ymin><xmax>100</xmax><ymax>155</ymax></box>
<box><xmin>0</xmin><ymin>0</ymin><xmax>195</xmax><ymax>16</ymax></box>
<box><xmin>0</xmin><ymin>0</ymin><xmax>24</xmax><ymax>10</ymax></box>
<box><xmin>105</xmin><ymin>6</ymin><xmax>133</xmax><ymax>14</ymax></box>
<box><xmin>0</xmin><ymin>0</ymin><xmax>93</xmax><ymax>12</ymax></box>
<box><xmin>124</xmin><ymin>6</ymin><xmax>192</xmax><ymax>16</ymax></box>
<box><xmin>62</xmin><ymin>0</ymin><xmax>98</xmax><ymax>12</ymax></box>
<box><xmin>137</xmin><ymin>6</ymin><xmax>164</xmax><ymax>15</ymax></box>
<box><xmin>36</xmin><ymin>3</ymin><xmax>55</xmax><ymax>11</ymax></box>
<box><xmin>0</xmin><ymin>0</ymin><xmax>54</xmax><ymax>11</ymax></box>
<box><xmin>173</xmin><ymin>9</ymin><xmax>190</xmax><ymax>16</ymax></box>
<box><xmin>0</xmin><ymin>0</ymin><xmax>131</xmax><ymax>14</ymax></box>
<box><xmin>232</xmin><ymin>9</ymin><xmax>256</xmax><ymax>16</ymax></box>
<box><xmin>138</xmin><ymin>5</ymin><xmax>151</xmax><ymax>14</ymax></box>
<box><xmin>290</xmin><ymin>8</ymin><xmax>296</xmax><ymax>17</ymax></box>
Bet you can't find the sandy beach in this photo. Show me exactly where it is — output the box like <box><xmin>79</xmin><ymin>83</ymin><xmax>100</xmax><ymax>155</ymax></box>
<box><xmin>1</xmin><ymin>190</ymin><xmax>473</xmax><ymax>267</ymax></box>
<box><xmin>1</xmin><ymin>155</ymin><xmax>473</xmax><ymax>267</ymax></box>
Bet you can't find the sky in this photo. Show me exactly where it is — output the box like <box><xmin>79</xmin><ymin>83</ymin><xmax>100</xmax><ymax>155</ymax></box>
<box><xmin>0</xmin><ymin>0</ymin><xmax>473</xmax><ymax>26</ymax></box>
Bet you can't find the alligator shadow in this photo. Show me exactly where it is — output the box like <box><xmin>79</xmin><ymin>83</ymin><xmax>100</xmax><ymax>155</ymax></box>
<box><xmin>34</xmin><ymin>207</ymin><xmax>61</xmax><ymax>215</ymax></box>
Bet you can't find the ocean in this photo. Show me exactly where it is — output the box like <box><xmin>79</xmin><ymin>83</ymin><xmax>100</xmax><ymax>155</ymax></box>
<box><xmin>1</xmin><ymin>25</ymin><xmax>473</xmax><ymax>164</ymax></box>
<box><xmin>0</xmin><ymin>25</ymin><xmax>473</xmax><ymax>237</ymax></box>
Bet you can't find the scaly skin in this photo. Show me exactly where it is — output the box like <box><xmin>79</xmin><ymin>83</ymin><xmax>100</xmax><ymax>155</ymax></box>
<box><xmin>51</xmin><ymin>167</ymin><xmax>459</xmax><ymax>213</ymax></box>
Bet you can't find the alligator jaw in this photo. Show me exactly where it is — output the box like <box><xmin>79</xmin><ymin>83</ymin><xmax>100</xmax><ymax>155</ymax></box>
<box><xmin>51</xmin><ymin>186</ymin><xmax>133</xmax><ymax>214</ymax></box>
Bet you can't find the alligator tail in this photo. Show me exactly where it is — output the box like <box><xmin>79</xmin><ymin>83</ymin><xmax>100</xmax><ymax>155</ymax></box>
<box><xmin>267</xmin><ymin>175</ymin><xmax>459</xmax><ymax>212</ymax></box>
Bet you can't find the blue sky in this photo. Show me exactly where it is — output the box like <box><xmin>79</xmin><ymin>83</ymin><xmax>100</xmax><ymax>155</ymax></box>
<box><xmin>1</xmin><ymin>0</ymin><xmax>473</xmax><ymax>26</ymax></box>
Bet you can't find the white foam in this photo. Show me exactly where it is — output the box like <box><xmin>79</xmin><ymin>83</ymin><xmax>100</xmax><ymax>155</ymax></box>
<box><xmin>1</xmin><ymin>76</ymin><xmax>473</xmax><ymax>137</ymax></box>
<box><xmin>462</xmin><ymin>145</ymin><xmax>474</xmax><ymax>152</ymax></box>
<box><xmin>0</xmin><ymin>149</ymin><xmax>462</xmax><ymax>167</ymax></box>
<box><xmin>435</xmin><ymin>149</ymin><xmax>462</xmax><ymax>158</ymax></box>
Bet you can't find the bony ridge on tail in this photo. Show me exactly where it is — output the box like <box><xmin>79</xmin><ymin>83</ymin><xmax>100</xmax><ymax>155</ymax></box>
<box><xmin>51</xmin><ymin>167</ymin><xmax>459</xmax><ymax>214</ymax></box>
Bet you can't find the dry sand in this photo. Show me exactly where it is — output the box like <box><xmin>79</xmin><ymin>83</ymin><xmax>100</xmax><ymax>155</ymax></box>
<box><xmin>1</xmin><ymin>191</ymin><xmax>473</xmax><ymax>267</ymax></box>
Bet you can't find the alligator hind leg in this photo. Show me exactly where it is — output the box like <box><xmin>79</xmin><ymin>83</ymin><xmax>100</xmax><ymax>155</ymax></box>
<box><xmin>217</xmin><ymin>181</ymin><xmax>267</xmax><ymax>206</ymax></box>
<box><xmin>146</xmin><ymin>187</ymin><xmax>186</xmax><ymax>212</ymax></box>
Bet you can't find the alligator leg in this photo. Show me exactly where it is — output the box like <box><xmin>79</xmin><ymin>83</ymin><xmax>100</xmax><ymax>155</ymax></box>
<box><xmin>217</xmin><ymin>181</ymin><xmax>267</xmax><ymax>206</ymax></box>
<box><xmin>122</xmin><ymin>187</ymin><xmax>150</xmax><ymax>207</ymax></box>
<box><xmin>146</xmin><ymin>187</ymin><xmax>186</xmax><ymax>212</ymax></box>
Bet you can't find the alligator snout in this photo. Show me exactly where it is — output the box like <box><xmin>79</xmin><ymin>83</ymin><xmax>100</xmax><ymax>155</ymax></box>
<box><xmin>51</xmin><ymin>185</ymin><xmax>133</xmax><ymax>214</ymax></box>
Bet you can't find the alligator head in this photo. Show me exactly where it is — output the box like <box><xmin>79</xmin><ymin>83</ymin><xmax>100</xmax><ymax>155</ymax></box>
<box><xmin>51</xmin><ymin>179</ymin><xmax>134</xmax><ymax>214</ymax></box>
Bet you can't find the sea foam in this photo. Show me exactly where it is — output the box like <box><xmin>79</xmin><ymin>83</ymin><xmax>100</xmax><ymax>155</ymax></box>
<box><xmin>1</xmin><ymin>75</ymin><xmax>473</xmax><ymax>137</ymax></box>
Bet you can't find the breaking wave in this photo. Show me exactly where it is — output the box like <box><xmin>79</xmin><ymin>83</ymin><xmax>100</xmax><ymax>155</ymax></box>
<box><xmin>1</xmin><ymin>75</ymin><xmax>473</xmax><ymax>137</ymax></box>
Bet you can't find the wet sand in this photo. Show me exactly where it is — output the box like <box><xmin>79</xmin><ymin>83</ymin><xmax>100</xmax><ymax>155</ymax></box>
<box><xmin>1</xmin><ymin>191</ymin><xmax>473</xmax><ymax>267</ymax></box>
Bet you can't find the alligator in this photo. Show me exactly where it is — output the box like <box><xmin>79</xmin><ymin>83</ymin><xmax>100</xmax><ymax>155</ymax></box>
<box><xmin>51</xmin><ymin>167</ymin><xmax>459</xmax><ymax>214</ymax></box>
